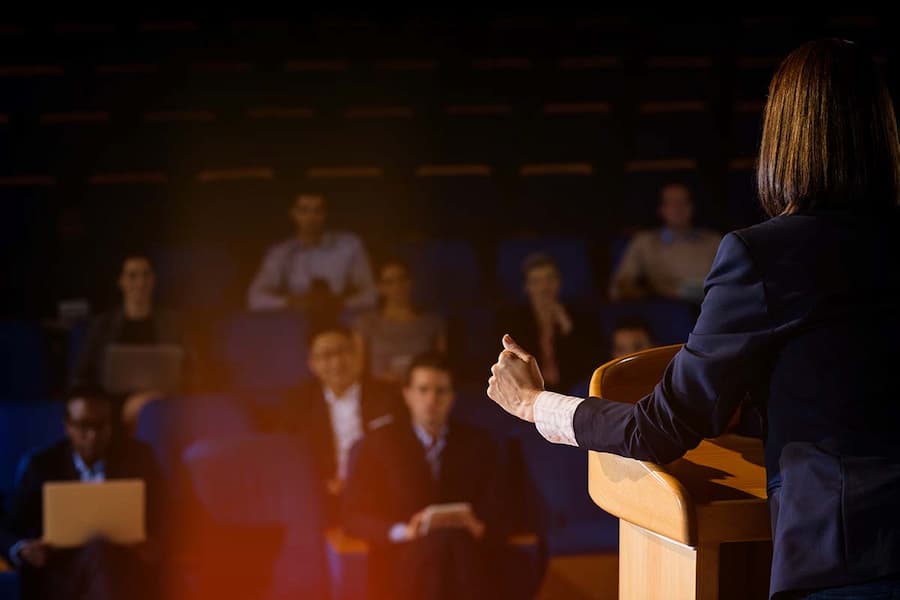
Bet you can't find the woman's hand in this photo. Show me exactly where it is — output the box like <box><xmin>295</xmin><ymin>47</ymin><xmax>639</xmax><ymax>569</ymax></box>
<box><xmin>487</xmin><ymin>335</ymin><xmax>545</xmax><ymax>423</ymax></box>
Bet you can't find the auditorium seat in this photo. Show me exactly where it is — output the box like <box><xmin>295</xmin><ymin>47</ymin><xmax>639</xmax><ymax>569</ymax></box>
<box><xmin>0</xmin><ymin>321</ymin><xmax>49</xmax><ymax>401</ymax></box>
<box><xmin>0</xmin><ymin>401</ymin><xmax>66</xmax><ymax>503</ymax></box>
<box><xmin>392</xmin><ymin>238</ymin><xmax>482</xmax><ymax>314</ymax></box>
<box><xmin>217</xmin><ymin>311</ymin><xmax>310</xmax><ymax>399</ymax></box>
<box><xmin>599</xmin><ymin>299</ymin><xmax>699</xmax><ymax>346</ymax></box>
<box><xmin>517</xmin><ymin>428</ymin><xmax>619</xmax><ymax>556</ymax></box>
<box><xmin>181</xmin><ymin>434</ymin><xmax>329</xmax><ymax>599</ymax></box>
<box><xmin>496</xmin><ymin>237</ymin><xmax>595</xmax><ymax>306</ymax></box>
<box><xmin>134</xmin><ymin>395</ymin><xmax>253</xmax><ymax>480</ymax></box>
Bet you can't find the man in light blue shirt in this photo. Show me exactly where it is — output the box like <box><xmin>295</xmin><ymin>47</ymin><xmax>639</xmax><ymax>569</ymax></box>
<box><xmin>247</xmin><ymin>193</ymin><xmax>377</xmax><ymax>318</ymax></box>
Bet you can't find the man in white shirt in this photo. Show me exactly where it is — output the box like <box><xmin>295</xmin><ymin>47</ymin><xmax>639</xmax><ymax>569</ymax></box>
<box><xmin>280</xmin><ymin>325</ymin><xmax>400</xmax><ymax>523</ymax></box>
<box><xmin>247</xmin><ymin>193</ymin><xmax>378</xmax><ymax>319</ymax></box>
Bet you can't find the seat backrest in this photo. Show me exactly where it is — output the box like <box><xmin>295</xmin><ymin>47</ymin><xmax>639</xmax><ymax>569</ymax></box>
<box><xmin>182</xmin><ymin>433</ymin><xmax>328</xmax><ymax>598</ymax></box>
<box><xmin>0</xmin><ymin>321</ymin><xmax>48</xmax><ymax>400</ymax></box>
<box><xmin>590</xmin><ymin>344</ymin><xmax>682</xmax><ymax>403</ymax></box>
<box><xmin>219</xmin><ymin>311</ymin><xmax>310</xmax><ymax>391</ymax></box>
<box><xmin>134</xmin><ymin>396</ymin><xmax>252</xmax><ymax>479</ymax></box>
<box><xmin>0</xmin><ymin>401</ymin><xmax>65</xmax><ymax>498</ymax></box>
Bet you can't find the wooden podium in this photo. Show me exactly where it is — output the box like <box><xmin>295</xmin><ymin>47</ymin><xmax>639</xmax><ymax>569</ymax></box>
<box><xmin>587</xmin><ymin>345</ymin><xmax>773</xmax><ymax>599</ymax></box>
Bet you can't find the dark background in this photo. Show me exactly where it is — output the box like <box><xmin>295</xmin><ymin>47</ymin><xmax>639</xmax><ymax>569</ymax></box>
<box><xmin>1</xmin><ymin>15</ymin><xmax>896</xmax><ymax>319</ymax></box>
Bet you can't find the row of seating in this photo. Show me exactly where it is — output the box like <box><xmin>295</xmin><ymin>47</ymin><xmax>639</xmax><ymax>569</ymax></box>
<box><xmin>0</xmin><ymin>393</ymin><xmax>616</xmax><ymax>598</ymax></box>
<box><xmin>0</xmin><ymin>298</ymin><xmax>699</xmax><ymax>402</ymax></box>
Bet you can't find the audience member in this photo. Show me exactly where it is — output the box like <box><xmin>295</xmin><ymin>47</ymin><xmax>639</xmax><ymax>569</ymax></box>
<box><xmin>343</xmin><ymin>353</ymin><xmax>504</xmax><ymax>600</ymax></box>
<box><xmin>498</xmin><ymin>253</ymin><xmax>598</xmax><ymax>393</ymax></box>
<box><xmin>281</xmin><ymin>324</ymin><xmax>401</xmax><ymax>522</ymax></box>
<box><xmin>247</xmin><ymin>193</ymin><xmax>377</xmax><ymax>322</ymax></box>
<box><xmin>354</xmin><ymin>259</ymin><xmax>446</xmax><ymax>382</ymax></box>
<box><xmin>611</xmin><ymin>317</ymin><xmax>655</xmax><ymax>358</ymax></box>
<box><xmin>0</xmin><ymin>388</ymin><xmax>162</xmax><ymax>600</ymax></box>
<box><xmin>71</xmin><ymin>254</ymin><xmax>188</xmax><ymax>428</ymax></box>
<box><xmin>610</xmin><ymin>183</ymin><xmax>720</xmax><ymax>303</ymax></box>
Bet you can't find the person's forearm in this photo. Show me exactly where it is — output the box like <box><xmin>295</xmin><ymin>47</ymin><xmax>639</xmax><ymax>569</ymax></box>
<box><xmin>533</xmin><ymin>390</ymin><xmax>697</xmax><ymax>464</ymax></box>
<box><xmin>247</xmin><ymin>286</ymin><xmax>289</xmax><ymax>310</ymax></box>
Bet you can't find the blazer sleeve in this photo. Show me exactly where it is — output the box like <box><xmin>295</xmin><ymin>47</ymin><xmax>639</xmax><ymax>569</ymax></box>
<box><xmin>341</xmin><ymin>438</ymin><xmax>396</xmax><ymax>543</ymax></box>
<box><xmin>573</xmin><ymin>232</ymin><xmax>775</xmax><ymax>464</ymax></box>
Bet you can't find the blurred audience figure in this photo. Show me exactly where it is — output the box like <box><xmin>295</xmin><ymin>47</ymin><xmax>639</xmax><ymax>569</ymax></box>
<box><xmin>281</xmin><ymin>324</ymin><xmax>401</xmax><ymax>522</ymax></box>
<box><xmin>0</xmin><ymin>388</ymin><xmax>162</xmax><ymax>600</ymax></box>
<box><xmin>611</xmin><ymin>317</ymin><xmax>655</xmax><ymax>358</ymax></box>
<box><xmin>610</xmin><ymin>183</ymin><xmax>720</xmax><ymax>303</ymax></box>
<box><xmin>343</xmin><ymin>353</ymin><xmax>504</xmax><ymax>600</ymax></box>
<box><xmin>71</xmin><ymin>254</ymin><xmax>188</xmax><ymax>429</ymax></box>
<box><xmin>247</xmin><ymin>193</ymin><xmax>377</xmax><ymax>323</ymax></box>
<box><xmin>498</xmin><ymin>253</ymin><xmax>597</xmax><ymax>393</ymax></box>
<box><xmin>354</xmin><ymin>259</ymin><xmax>447</xmax><ymax>383</ymax></box>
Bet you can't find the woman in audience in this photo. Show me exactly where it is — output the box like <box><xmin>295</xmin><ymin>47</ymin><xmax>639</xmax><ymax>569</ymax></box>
<box><xmin>354</xmin><ymin>259</ymin><xmax>446</xmax><ymax>383</ymax></box>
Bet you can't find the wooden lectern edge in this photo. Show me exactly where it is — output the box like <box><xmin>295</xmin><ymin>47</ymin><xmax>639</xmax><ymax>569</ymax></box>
<box><xmin>586</xmin><ymin>346</ymin><xmax>771</xmax><ymax>550</ymax></box>
<box><xmin>588</xmin><ymin>450</ymin><xmax>697</xmax><ymax>546</ymax></box>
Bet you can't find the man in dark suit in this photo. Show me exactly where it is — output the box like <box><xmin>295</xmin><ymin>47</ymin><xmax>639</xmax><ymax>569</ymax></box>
<box><xmin>281</xmin><ymin>324</ymin><xmax>401</xmax><ymax>521</ymax></box>
<box><xmin>497</xmin><ymin>253</ymin><xmax>599</xmax><ymax>394</ymax></box>
<box><xmin>343</xmin><ymin>353</ymin><xmax>504</xmax><ymax>600</ymax></box>
<box><xmin>0</xmin><ymin>387</ymin><xmax>163</xmax><ymax>600</ymax></box>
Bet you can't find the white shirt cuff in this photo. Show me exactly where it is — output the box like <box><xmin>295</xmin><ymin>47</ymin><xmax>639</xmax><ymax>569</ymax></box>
<box><xmin>534</xmin><ymin>391</ymin><xmax>584</xmax><ymax>446</ymax></box>
<box><xmin>388</xmin><ymin>523</ymin><xmax>410</xmax><ymax>543</ymax></box>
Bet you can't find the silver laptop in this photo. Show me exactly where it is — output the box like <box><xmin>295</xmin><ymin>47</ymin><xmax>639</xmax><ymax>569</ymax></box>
<box><xmin>102</xmin><ymin>344</ymin><xmax>184</xmax><ymax>395</ymax></box>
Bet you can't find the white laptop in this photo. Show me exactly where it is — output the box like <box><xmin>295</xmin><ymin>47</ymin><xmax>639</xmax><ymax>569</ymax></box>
<box><xmin>102</xmin><ymin>344</ymin><xmax>184</xmax><ymax>395</ymax></box>
<box><xmin>43</xmin><ymin>479</ymin><xmax>146</xmax><ymax>548</ymax></box>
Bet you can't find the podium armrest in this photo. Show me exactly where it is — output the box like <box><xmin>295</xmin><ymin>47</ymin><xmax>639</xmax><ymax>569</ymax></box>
<box><xmin>588</xmin><ymin>451</ymin><xmax>695</xmax><ymax>545</ymax></box>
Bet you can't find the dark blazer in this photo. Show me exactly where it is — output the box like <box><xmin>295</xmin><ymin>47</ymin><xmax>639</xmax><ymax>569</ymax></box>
<box><xmin>0</xmin><ymin>438</ymin><xmax>163</xmax><ymax>563</ymax></box>
<box><xmin>571</xmin><ymin>209</ymin><xmax>900</xmax><ymax>597</ymax></box>
<box><xmin>497</xmin><ymin>303</ymin><xmax>600</xmax><ymax>394</ymax></box>
<box><xmin>281</xmin><ymin>378</ymin><xmax>402</xmax><ymax>483</ymax></box>
<box><xmin>71</xmin><ymin>308</ymin><xmax>187</xmax><ymax>389</ymax></box>
<box><xmin>342</xmin><ymin>419</ymin><xmax>504</xmax><ymax>544</ymax></box>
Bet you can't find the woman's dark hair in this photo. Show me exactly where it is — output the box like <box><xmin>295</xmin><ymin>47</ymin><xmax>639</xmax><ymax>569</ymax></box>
<box><xmin>757</xmin><ymin>39</ymin><xmax>900</xmax><ymax>217</ymax></box>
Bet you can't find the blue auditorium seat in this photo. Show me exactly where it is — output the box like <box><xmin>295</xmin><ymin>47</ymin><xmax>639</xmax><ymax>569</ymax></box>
<box><xmin>392</xmin><ymin>238</ymin><xmax>482</xmax><ymax>314</ymax></box>
<box><xmin>134</xmin><ymin>395</ymin><xmax>252</xmax><ymax>480</ymax></box>
<box><xmin>600</xmin><ymin>299</ymin><xmax>699</xmax><ymax>346</ymax></box>
<box><xmin>0</xmin><ymin>401</ymin><xmax>65</xmax><ymax>503</ymax></box>
<box><xmin>496</xmin><ymin>237</ymin><xmax>595</xmax><ymax>306</ymax></box>
<box><xmin>218</xmin><ymin>311</ymin><xmax>310</xmax><ymax>400</ymax></box>
<box><xmin>0</xmin><ymin>322</ymin><xmax>48</xmax><ymax>401</ymax></box>
<box><xmin>182</xmin><ymin>434</ymin><xmax>329</xmax><ymax>599</ymax></box>
<box><xmin>517</xmin><ymin>428</ymin><xmax>619</xmax><ymax>556</ymax></box>
<box><xmin>0</xmin><ymin>572</ymin><xmax>19</xmax><ymax>600</ymax></box>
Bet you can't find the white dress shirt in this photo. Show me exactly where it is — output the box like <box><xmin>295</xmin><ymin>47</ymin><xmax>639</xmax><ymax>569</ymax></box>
<box><xmin>323</xmin><ymin>383</ymin><xmax>364</xmax><ymax>481</ymax></box>
<box><xmin>533</xmin><ymin>391</ymin><xmax>585</xmax><ymax>446</ymax></box>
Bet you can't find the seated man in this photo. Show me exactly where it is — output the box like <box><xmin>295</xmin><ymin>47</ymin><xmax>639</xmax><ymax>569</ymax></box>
<box><xmin>247</xmin><ymin>192</ymin><xmax>378</xmax><ymax>322</ymax></box>
<box><xmin>0</xmin><ymin>388</ymin><xmax>162</xmax><ymax>600</ymax></box>
<box><xmin>611</xmin><ymin>317</ymin><xmax>655</xmax><ymax>358</ymax></box>
<box><xmin>71</xmin><ymin>253</ymin><xmax>189</xmax><ymax>429</ymax></box>
<box><xmin>343</xmin><ymin>353</ymin><xmax>504</xmax><ymax>600</ymax></box>
<box><xmin>497</xmin><ymin>253</ymin><xmax>598</xmax><ymax>393</ymax></box>
<box><xmin>610</xmin><ymin>183</ymin><xmax>721</xmax><ymax>303</ymax></box>
<box><xmin>281</xmin><ymin>324</ymin><xmax>401</xmax><ymax>521</ymax></box>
